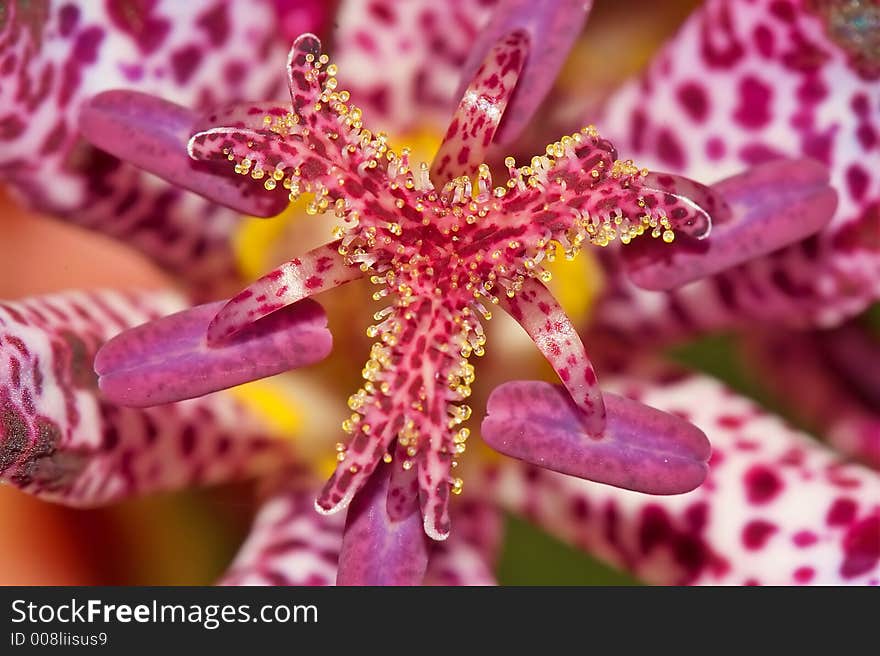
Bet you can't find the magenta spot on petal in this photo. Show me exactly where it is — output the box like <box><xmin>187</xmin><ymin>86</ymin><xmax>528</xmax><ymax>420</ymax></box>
<box><xmin>107</xmin><ymin>0</ymin><xmax>171</xmax><ymax>55</ymax></box>
<box><xmin>717</xmin><ymin>414</ymin><xmax>745</xmax><ymax>429</ymax></box>
<box><xmin>733</xmin><ymin>76</ymin><xmax>772</xmax><ymax>129</ymax></box>
<box><xmin>826</xmin><ymin>498</ymin><xmax>858</xmax><ymax>526</ymax></box>
<box><xmin>793</xmin><ymin>530</ymin><xmax>818</xmax><ymax>547</ymax></box>
<box><xmin>769</xmin><ymin>0</ymin><xmax>795</xmax><ymax>22</ymax></box>
<box><xmin>840</xmin><ymin>515</ymin><xmax>880</xmax><ymax>579</ymax></box>
<box><xmin>676</xmin><ymin>82</ymin><xmax>709</xmax><ymax>122</ymax></box>
<box><xmin>170</xmin><ymin>44</ymin><xmax>203</xmax><ymax>84</ymax></box>
<box><xmin>639</xmin><ymin>504</ymin><xmax>672</xmax><ymax>554</ymax></box>
<box><xmin>705</xmin><ymin>137</ymin><xmax>726</xmax><ymax>160</ymax></box>
<box><xmin>753</xmin><ymin>24</ymin><xmax>774</xmax><ymax>57</ymax></box>
<box><xmin>856</xmin><ymin>124</ymin><xmax>877</xmax><ymax>150</ymax></box>
<box><xmin>196</xmin><ymin>3</ymin><xmax>230</xmax><ymax>46</ymax></box>
<box><xmin>570</xmin><ymin>497</ymin><xmax>590</xmax><ymax>520</ymax></box>
<box><xmin>684</xmin><ymin>502</ymin><xmax>708</xmax><ymax>533</ymax></box>
<box><xmin>744</xmin><ymin>465</ymin><xmax>783</xmax><ymax>505</ymax></box>
<box><xmin>793</xmin><ymin>566</ymin><xmax>815</xmax><ymax>583</ymax></box>
<box><xmin>656</xmin><ymin>128</ymin><xmax>685</xmax><ymax>169</ymax></box>
<box><xmin>630</xmin><ymin>109</ymin><xmax>647</xmax><ymax>151</ymax></box>
<box><xmin>58</xmin><ymin>4</ymin><xmax>80</xmax><ymax>37</ymax></box>
<box><xmin>846</xmin><ymin>165</ymin><xmax>869</xmax><ymax>201</ymax></box>
<box><xmin>742</xmin><ymin>520</ymin><xmax>778</xmax><ymax>550</ymax></box>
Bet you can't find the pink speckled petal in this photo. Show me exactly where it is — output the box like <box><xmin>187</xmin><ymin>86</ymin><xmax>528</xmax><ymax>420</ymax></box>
<box><xmin>336</xmin><ymin>465</ymin><xmax>430</xmax><ymax>585</ymax></box>
<box><xmin>220</xmin><ymin>479</ymin><xmax>343</xmax><ymax>587</ymax></box>
<box><xmin>207</xmin><ymin>242</ymin><xmax>360</xmax><ymax>344</ymax></box>
<box><xmin>500</xmin><ymin>277</ymin><xmax>605</xmax><ymax>435</ymax></box>
<box><xmin>0</xmin><ymin>2</ymin><xmax>290</xmax><ymax>295</ymax></box>
<box><xmin>95</xmin><ymin>299</ymin><xmax>331</xmax><ymax>407</ymax></box>
<box><xmin>331</xmin><ymin>1</ymin><xmax>497</xmax><ymax>133</ymax></box>
<box><xmin>424</xmin><ymin>500</ymin><xmax>503</xmax><ymax>586</ymax></box>
<box><xmin>624</xmin><ymin>159</ymin><xmax>838</xmax><ymax>290</ymax></box>
<box><xmin>457</xmin><ymin>0</ymin><xmax>594</xmax><ymax>145</ymax></box>
<box><xmin>597</xmin><ymin>0</ymin><xmax>880</xmax><ymax>331</ymax></box>
<box><xmin>482</xmin><ymin>380</ymin><xmax>710</xmax><ymax>495</ymax></box>
<box><xmin>79</xmin><ymin>91</ymin><xmax>288</xmax><ymax>218</ymax></box>
<box><xmin>1</xmin><ymin>291</ymin><xmax>291</xmax><ymax>505</ymax></box>
<box><xmin>482</xmin><ymin>367</ymin><xmax>880</xmax><ymax>585</ymax></box>
<box><xmin>431</xmin><ymin>30</ymin><xmax>529</xmax><ymax>184</ymax></box>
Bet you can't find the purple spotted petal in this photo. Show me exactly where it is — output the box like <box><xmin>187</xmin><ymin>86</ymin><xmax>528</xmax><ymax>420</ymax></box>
<box><xmin>336</xmin><ymin>465</ymin><xmax>430</xmax><ymax>586</ymax></box>
<box><xmin>1</xmin><ymin>291</ymin><xmax>291</xmax><ymax>505</ymax></box>
<box><xmin>457</xmin><ymin>0</ymin><xmax>594</xmax><ymax>145</ymax></box>
<box><xmin>482</xmin><ymin>367</ymin><xmax>880</xmax><ymax>585</ymax></box>
<box><xmin>482</xmin><ymin>380</ymin><xmax>710</xmax><ymax>495</ymax></box>
<box><xmin>79</xmin><ymin>91</ymin><xmax>288</xmax><ymax>217</ymax></box>
<box><xmin>220</xmin><ymin>478</ymin><xmax>343</xmax><ymax>587</ymax></box>
<box><xmin>624</xmin><ymin>159</ymin><xmax>838</xmax><ymax>290</ymax></box>
<box><xmin>95</xmin><ymin>299</ymin><xmax>331</xmax><ymax>407</ymax></box>
<box><xmin>1</xmin><ymin>2</ymin><xmax>290</xmax><ymax>293</ymax></box>
<box><xmin>331</xmin><ymin>0</ymin><xmax>497</xmax><ymax>133</ymax></box>
<box><xmin>596</xmin><ymin>0</ymin><xmax>880</xmax><ymax>331</ymax></box>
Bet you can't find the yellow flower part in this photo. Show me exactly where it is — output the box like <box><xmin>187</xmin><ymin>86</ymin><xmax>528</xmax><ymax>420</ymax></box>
<box><xmin>230</xmin><ymin>379</ymin><xmax>304</xmax><ymax>439</ymax></box>
<box><xmin>544</xmin><ymin>244</ymin><xmax>604</xmax><ymax>324</ymax></box>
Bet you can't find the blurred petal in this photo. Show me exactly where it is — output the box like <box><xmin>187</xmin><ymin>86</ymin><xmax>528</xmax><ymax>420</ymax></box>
<box><xmin>332</xmin><ymin>0</ymin><xmax>497</xmax><ymax>133</ymax></box>
<box><xmin>431</xmin><ymin>30</ymin><xmax>529</xmax><ymax>184</ymax></box>
<box><xmin>482</xmin><ymin>381</ymin><xmax>710</xmax><ymax>495</ymax></box>
<box><xmin>744</xmin><ymin>328</ymin><xmax>880</xmax><ymax>469</ymax></box>
<box><xmin>336</xmin><ymin>464</ymin><xmax>430</xmax><ymax>585</ymax></box>
<box><xmin>458</xmin><ymin>0</ymin><xmax>594</xmax><ymax>146</ymax></box>
<box><xmin>270</xmin><ymin>0</ymin><xmax>340</xmax><ymax>43</ymax></box>
<box><xmin>96</xmin><ymin>299</ymin><xmax>332</xmax><ymax>407</ymax></box>
<box><xmin>624</xmin><ymin>159</ymin><xmax>837</xmax><ymax>290</ymax></box>
<box><xmin>220</xmin><ymin>478</ymin><xmax>343</xmax><ymax>586</ymax></box>
<box><xmin>1</xmin><ymin>290</ymin><xmax>292</xmax><ymax>505</ymax></box>
<box><xmin>500</xmin><ymin>277</ymin><xmax>605</xmax><ymax>434</ymax></box>
<box><xmin>598</xmin><ymin>0</ymin><xmax>880</xmax><ymax>330</ymax></box>
<box><xmin>820</xmin><ymin>321</ymin><xmax>880</xmax><ymax>410</ymax></box>
<box><xmin>483</xmin><ymin>367</ymin><xmax>880</xmax><ymax>585</ymax></box>
<box><xmin>0</xmin><ymin>2</ymin><xmax>290</xmax><ymax>292</ymax></box>
<box><xmin>79</xmin><ymin>91</ymin><xmax>288</xmax><ymax>217</ymax></box>
<box><xmin>424</xmin><ymin>499</ymin><xmax>503</xmax><ymax>586</ymax></box>
<box><xmin>207</xmin><ymin>242</ymin><xmax>360</xmax><ymax>344</ymax></box>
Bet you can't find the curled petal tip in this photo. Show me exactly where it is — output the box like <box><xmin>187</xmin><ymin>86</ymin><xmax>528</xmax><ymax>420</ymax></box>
<box><xmin>482</xmin><ymin>381</ymin><xmax>710</xmax><ymax>495</ymax></box>
<box><xmin>639</xmin><ymin>171</ymin><xmax>722</xmax><ymax>240</ymax></box>
<box><xmin>625</xmin><ymin>158</ymin><xmax>838</xmax><ymax>291</ymax></box>
<box><xmin>458</xmin><ymin>0</ymin><xmax>594</xmax><ymax>145</ymax></box>
<box><xmin>79</xmin><ymin>90</ymin><xmax>287</xmax><ymax>217</ymax></box>
<box><xmin>95</xmin><ymin>299</ymin><xmax>332</xmax><ymax>407</ymax></box>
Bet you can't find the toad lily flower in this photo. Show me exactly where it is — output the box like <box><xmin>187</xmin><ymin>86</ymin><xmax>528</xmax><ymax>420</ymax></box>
<box><xmin>90</xmin><ymin>29</ymin><xmax>720</xmax><ymax>571</ymax></box>
<box><xmin>2</xmin><ymin>0</ymin><xmax>871</xmax><ymax>587</ymax></box>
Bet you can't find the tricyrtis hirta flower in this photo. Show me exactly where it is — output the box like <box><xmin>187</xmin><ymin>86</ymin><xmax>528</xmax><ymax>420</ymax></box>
<box><xmin>95</xmin><ymin>31</ymin><xmax>717</xmax><ymax>550</ymax></box>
